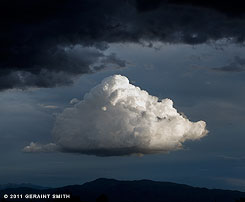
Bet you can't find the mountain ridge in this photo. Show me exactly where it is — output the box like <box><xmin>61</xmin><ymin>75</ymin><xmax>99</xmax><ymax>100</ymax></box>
<box><xmin>0</xmin><ymin>183</ymin><xmax>49</xmax><ymax>190</ymax></box>
<box><xmin>1</xmin><ymin>178</ymin><xmax>245</xmax><ymax>202</ymax></box>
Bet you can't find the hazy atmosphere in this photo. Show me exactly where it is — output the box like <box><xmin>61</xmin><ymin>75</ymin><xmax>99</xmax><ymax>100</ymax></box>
<box><xmin>1</xmin><ymin>0</ymin><xmax>245</xmax><ymax>192</ymax></box>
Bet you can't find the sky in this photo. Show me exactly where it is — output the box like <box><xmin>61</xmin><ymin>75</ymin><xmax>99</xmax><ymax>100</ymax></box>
<box><xmin>1</xmin><ymin>0</ymin><xmax>245</xmax><ymax>191</ymax></box>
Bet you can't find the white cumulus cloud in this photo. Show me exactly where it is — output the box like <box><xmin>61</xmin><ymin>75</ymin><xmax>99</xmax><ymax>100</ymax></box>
<box><xmin>24</xmin><ymin>75</ymin><xmax>208</xmax><ymax>156</ymax></box>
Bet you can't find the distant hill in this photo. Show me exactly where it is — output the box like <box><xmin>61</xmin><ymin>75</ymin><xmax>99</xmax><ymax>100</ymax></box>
<box><xmin>0</xmin><ymin>183</ymin><xmax>49</xmax><ymax>190</ymax></box>
<box><xmin>1</xmin><ymin>178</ymin><xmax>245</xmax><ymax>202</ymax></box>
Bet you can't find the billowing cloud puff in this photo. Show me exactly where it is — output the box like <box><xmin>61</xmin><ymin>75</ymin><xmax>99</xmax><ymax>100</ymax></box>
<box><xmin>23</xmin><ymin>142</ymin><xmax>57</xmax><ymax>153</ymax></box>
<box><xmin>24</xmin><ymin>75</ymin><xmax>208</xmax><ymax>156</ymax></box>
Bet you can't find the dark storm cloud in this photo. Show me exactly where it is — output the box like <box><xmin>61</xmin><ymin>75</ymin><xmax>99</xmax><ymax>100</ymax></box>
<box><xmin>0</xmin><ymin>45</ymin><xmax>126</xmax><ymax>90</ymax></box>
<box><xmin>1</xmin><ymin>0</ymin><xmax>245</xmax><ymax>90</ymax></box>
<box><xmin>138</xmin><ymin>0</ymin><xmax>245</xmax><ymax>17</ymax></box>
<box><xmin>212</xmin><ymin>56</ymin><xmax>245</xmax><ymax>72</ymax></box>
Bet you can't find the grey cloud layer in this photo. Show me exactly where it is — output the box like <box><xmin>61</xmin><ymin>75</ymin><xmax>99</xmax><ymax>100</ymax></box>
<box><xmin>212</xmin><ymin>56</ymin><xmax>245</xmax><ymax>72</ymax></box>
<box><xmin>1</xmin><ymin>0</ymin><xmax>245</xmax><ymax>90</ymax></box>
